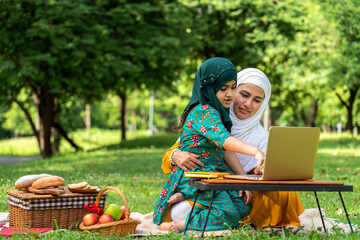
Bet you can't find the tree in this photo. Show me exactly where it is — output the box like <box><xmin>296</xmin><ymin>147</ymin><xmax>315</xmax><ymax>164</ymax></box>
<box><xmin>0</xmin><ymin>1</ymin><xmax>111</xmax><ymax>157</ymax></box>
<box><xmin>182</xmin><ymin>0</ymin><xmax>335</xmax><ymax>127</ymax></box>
<box><xmin>94</xmin><ymin>0</ymin><xmax>190</xmax><ymax>141</ymax></box>
<box><xmin>320</xmin><ymin>0</ymin><xmax>360</xmax><ymax>131</ymax></box>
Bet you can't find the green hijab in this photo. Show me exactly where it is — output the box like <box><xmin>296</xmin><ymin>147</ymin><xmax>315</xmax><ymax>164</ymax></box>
<box><xmin>185</xmin><ymin>57</ymin><xmax>237</xmax><ymax>132</ymax></box>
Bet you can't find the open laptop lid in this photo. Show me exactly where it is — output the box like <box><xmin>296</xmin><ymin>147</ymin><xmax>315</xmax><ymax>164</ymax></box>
<box><xmin>262</xmin><ymin>126</ymin><xmax>320</xmax><ymax>180</ymax></box>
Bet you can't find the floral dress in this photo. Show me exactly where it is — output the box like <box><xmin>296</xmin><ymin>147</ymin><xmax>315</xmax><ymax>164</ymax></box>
<box><xmin>153</xmin><ymin>104</ymin><xmax>251</xmax><ymax>231</ymax></box>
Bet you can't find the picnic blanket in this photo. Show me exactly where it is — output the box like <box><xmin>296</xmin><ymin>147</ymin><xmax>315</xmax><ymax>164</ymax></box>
<box><xmin>130</xmin><ymin>208</ymin><xmax>355</xmax><ymax>236</ymax></box>
<box><xmin>0</xmin><ymin>209</ymin><xmax>355</xmax><ymax>237</ymax></box>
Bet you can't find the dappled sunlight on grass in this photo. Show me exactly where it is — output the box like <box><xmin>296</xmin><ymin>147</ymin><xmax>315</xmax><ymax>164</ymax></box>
<box><xmin>0</xmin><ymin>137</ymin><xmax>39</xmax><ymax>155</ymax></box>
<box><xmin>0</xmin><ymin>128</ymin><xmax>178</xmax><ymax>156</ymax></box>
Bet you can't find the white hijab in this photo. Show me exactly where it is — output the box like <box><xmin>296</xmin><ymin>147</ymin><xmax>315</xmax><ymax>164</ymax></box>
<box><xmin>229</xmin><ymin>68</ymin><xmax>271</xmax><ymax>172</ymax></box>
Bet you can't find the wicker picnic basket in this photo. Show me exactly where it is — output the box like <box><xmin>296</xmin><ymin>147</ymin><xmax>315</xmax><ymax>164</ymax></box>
<box><xmin>7</xmin><ymin>188</ymin><xmax>107</xmax><ymax>230</ymax></box>
<box><xmin>79</xmin><ymin>186</ymin><xmax>140</xmax><ymax>237</ymax></box>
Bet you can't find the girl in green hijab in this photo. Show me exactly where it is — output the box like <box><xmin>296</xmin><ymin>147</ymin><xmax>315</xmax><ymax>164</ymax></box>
<box><xmin>153</xmin><ymin>58</ymin><xmax>265</xmax><ymax>233</ymax></box>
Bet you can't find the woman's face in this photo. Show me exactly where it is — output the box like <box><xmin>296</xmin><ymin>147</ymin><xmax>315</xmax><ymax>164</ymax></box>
<box><xmin>233</xmin><ymin>83</ymin><xmax>265</xmax><ymax>120</ymax></box>
<box><xmin>216</xmin><ymin>80</ymin><xmax>236</xmax><ymax>109</ymax></box>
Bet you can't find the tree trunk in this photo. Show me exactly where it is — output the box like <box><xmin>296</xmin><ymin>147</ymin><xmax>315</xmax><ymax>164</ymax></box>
<box><xmin>51</xmin><ymin>127</ymin><xmax>60</xmax><ymax>155</ymax></box>
<box><xmin>132</xmin><ymin>109</ymin><xmax>137</xmax><ymax>131</ymax></box>
<box><xmin>308</xmin><ymin>100</ymin><xmax>319</xmax><ymax>127</ymax></box>
<box><xmin>25</xmin><ymin>84</ymin><xmax>81</xmax><ymax>157</ymax></box>
<box><xmin>270</xmin><ymin>108</ymin><xmax>281</xmax><ymax>128</ymax></box>
<box><xmin>85</xmin><ymin>104</ymin><xmax>91</xmax><ymax>139</ymax></box>
<box><xmin>301</xmin><ymin>100</ymin><xmax>319</xmax><ymax>127</ymax></box>
<box><xmin>336</xmin><ymin>86</ymin><xmax>359</xmax><ymax>131</ymax></box>
<box><xmin>140</xmin><ymin>110</ymin><xmax>146</xmax><ymax>128</ymax></box>
<box><xmin>34</xmin><ymin>85</ymin><xmax>55</xmax><ymax>158</ymax></box>
<box><xmin>118</xmin><ymin>91</ymin><xmax>127</xmax><ymax>141</ymax></box>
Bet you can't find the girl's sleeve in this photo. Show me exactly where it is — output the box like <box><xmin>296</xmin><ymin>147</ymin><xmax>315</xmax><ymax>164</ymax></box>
<box><xmin>161</xmin><ymin>140</ymin><xmax>180</xmax><ymax>174</ymax></box>
<box><xmin>188</xmin><ymin>105</ymin><xmax>231</xmax><ymax>149</ymax></box>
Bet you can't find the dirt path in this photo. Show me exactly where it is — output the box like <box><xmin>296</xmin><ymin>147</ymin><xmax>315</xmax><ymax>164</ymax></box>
<box><xmin>0</xmin><ymin>155</ymin><xmax>41</xmax><ymax>165</ymax></box>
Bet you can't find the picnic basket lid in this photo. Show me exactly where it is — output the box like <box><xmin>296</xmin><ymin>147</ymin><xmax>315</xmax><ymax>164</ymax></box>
<box><xmin>7</xmin><ymin>188</ymin><xmax>105</xmax><ymax>199</ymax></box>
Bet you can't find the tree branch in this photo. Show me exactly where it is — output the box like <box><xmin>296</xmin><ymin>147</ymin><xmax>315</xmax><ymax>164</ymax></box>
<box><xmin>335</xmin><ymin>92</ymin><xmax>349</xmax><ymax>108</ymax></box>
<box><xmin>12</xmin><ymin>98</ymin><xmax>40</xmax><ymax>143</ymax></box>
<box><xmin>52</xmin><ymin>122</ymin><xmax>82</xmax><ymax>151</ymax></box>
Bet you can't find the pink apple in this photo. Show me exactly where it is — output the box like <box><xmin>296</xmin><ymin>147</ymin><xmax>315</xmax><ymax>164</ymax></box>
<box><xmin>99</xmin><ymin>213</ymin><xmax>114</xmax><ymax>224</ymax></box>
<box><xmin>83</xmin><ymin>213</ymin><xmax>97</xmax><ymax>226</ymax></box>
<box><xmin>120</xmin><ymin>205</ymin><xmax>127</xmax><ymax>220</ymax></box>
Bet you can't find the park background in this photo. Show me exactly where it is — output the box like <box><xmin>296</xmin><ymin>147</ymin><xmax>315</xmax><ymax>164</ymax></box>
<box><xmin>0</xmin><ymin>0</ymin><xmax>359</xmax><ymax>239</ymax></box>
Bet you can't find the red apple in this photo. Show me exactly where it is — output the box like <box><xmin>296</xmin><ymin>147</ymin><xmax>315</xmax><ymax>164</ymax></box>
<box><xmin>120</xmin><ymin>205</ymin><xmax>127</xmax><ymax>220</ymax></box>
<box><xmin>83</xmin><ymin>213</ymin><xmax>97</xmax><ymax>226</ymax></box>
<box><xmin>99</xmin><ymin>213</ymin><xmax>114</xmax><ymax>224</ymax></box>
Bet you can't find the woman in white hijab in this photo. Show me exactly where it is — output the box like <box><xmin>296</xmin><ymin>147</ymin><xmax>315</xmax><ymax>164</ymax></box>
<box><xmin>161</xmin><ymin>68</ymin><xmax>305</xmax><ymax>228</ymax></box>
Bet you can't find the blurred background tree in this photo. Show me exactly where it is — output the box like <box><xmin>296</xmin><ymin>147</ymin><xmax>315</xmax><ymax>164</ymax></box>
<box><xmin>0</xmin><ymin>0</ymin><xmax>359</xmax><ymax>157</ymax></box>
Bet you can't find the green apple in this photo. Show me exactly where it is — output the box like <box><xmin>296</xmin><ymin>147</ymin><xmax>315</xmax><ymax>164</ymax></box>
<box><xmin>104</xmin><ymin>204</ymin><xmax>122</xmax><ymax>221</ymax></box>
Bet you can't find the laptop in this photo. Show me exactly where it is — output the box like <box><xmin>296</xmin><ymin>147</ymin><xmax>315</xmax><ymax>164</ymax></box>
<box><xmin>224</xmin><ymin>126</ymin><xmax>321</xmax><ymax>181</ymax></box>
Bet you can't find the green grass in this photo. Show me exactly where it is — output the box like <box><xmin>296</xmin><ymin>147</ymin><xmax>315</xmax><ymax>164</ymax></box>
<box><xmin>0</xmin><ymin>128</ymin><xmax>178</xmax><ymax>156</ymax></box>
<box><xmin>0</xmin><ymin>131</ymin><xmax>359</xmax><ymax>239</ymax></box>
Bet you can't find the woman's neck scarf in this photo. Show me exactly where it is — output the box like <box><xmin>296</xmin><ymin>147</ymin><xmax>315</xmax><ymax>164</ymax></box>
<box><xmin>229</xmin><ymin>68</ymin><xmax>271</xmax><ymax>139</ymax></box>
<box><xmin>184</xmin><ymin>57</ymin><xmax>237</xmax><ymax>132</ymax></box>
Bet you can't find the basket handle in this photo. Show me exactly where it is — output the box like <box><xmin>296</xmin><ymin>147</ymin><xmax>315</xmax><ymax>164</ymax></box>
<box><xmin>95</xmin><ymin>186</ymin><xmax>130</xmax><ymax>220</ymax></box>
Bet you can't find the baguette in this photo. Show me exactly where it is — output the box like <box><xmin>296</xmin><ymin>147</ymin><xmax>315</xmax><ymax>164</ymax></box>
<box><xmin>31</xmin><ymin>176</ymin><xmax>65</xmax><ymax>189</ymax></box>
<box><xmin>15</xmin><ymin>174</ymin><xmax>52</xmax><ymax>189</ymax></box>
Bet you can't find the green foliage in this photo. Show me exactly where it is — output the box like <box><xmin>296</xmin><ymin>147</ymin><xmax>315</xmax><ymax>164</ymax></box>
<box><xmin>2</xmin><ymin>102</ymin><xmax>33</xmax><ymax>136</ymax></box>
<box><xmin>0</xmin><ymin>0</ymin><xmax>360</xmax><ymax>140</ymax></box>
<box><xmin>0</xmin><ymin>0</ymin><xmax>191</xmax><ymax>153</ymax></box>
<box><xmin>318</xmin><ymin>0</ymin><xmax>360</xmax><ymax>129</ymax></box>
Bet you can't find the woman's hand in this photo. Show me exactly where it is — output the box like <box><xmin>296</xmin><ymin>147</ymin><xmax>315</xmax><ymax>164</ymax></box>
<box><xmin>173</xmin><ymin>150</ymin><xmax>202</xmax><ymax>171</ymax></box>
<box><xmin>239</xmin><ymin>190</ymin><xmax>252</xmax><ymax>204</ymax></box>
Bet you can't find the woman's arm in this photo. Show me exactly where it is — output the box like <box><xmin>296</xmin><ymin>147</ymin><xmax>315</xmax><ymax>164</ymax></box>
<box><xmin>161</xmin><ymin>141</ymin><xmax>180</xmax><ymax>174</ymax></box>
<box><xmin>161</xmin><ymin>141</ymin><xmax>202</xmax><ymax>174</ymax></box>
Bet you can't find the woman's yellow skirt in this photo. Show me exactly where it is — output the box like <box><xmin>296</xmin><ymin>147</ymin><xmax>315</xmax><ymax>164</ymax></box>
<box><xmin>243</xmin><ymin>191</ymin><xmax>305</xmax><ymax>228</ymax></box>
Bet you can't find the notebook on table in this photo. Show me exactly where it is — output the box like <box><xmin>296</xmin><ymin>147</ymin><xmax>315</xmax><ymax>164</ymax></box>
<box><xmin>224</xmin><ymin>126</ymin><xmax>321</xmax><ymax>181</ymax></box>
<box><xmin>184</xmin><ymin>172</ymin><xmax>229</xmax><ymax>179</ymax></box>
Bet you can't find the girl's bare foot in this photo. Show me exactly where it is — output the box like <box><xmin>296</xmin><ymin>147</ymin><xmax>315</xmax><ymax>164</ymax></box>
<box><xmin>159</xmin><ymin>222</ymin><xmax>180</xmax><ymax>233</ymax></box>
<box><xmin>159</xmin><ymin>220</ymin><xmax>186</xmax><ymax>233</ymax></box>
<box><xmin>167</xmin><ymin>192</ymin><xmax>185</xmax><ymax>206</ymax></box>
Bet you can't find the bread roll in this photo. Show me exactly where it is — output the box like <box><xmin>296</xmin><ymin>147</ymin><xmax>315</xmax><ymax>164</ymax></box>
<box><xmin>31</xmin><ymin>176</ymin><xmax>65</xmax><ymax>189</ymax></box>
<box><xmin>15</xmin><ymin>174</ymin><xmax>52</xmax><ymax>189</ymax></box>
<box><xmin>68</xmin><ymin>182</ymin><xmax>88</xmax><ymax>189</ymax></box>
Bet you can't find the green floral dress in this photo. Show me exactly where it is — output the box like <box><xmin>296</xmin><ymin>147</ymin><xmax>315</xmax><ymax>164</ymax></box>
<box><xmin>153</xmin><ymin>104</ymin><xmax>251</xmax><ymax>231</ymax></box>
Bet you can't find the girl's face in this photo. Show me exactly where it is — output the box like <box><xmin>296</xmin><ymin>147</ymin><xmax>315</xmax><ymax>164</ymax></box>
<box><xmin>216</xmin><ymin>80</ymin><xmax>237</xmax><ymax>109</ymax></box>
<box><xmin>233</xmin><ymin>83</ymin><xmax>265</xmax><ymax>120</ymax></box>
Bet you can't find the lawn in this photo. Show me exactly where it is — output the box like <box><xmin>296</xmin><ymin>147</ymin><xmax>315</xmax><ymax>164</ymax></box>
<box><xmin>0</xmin><ymin>130</ymin><xmax>358</xmax><ymax>239</ymax></box>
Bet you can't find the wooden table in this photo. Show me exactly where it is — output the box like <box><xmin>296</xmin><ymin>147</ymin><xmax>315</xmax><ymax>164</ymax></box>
<box><xmin>185</xmin><ymin>178</ymin><xmax>354</xmax><ymax>237</ymax></box>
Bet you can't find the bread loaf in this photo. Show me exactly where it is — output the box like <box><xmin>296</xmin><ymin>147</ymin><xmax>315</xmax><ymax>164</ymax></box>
<box><xmin>15</xmin><ymin>174</ymin><xmax>52</xmax><ymax>189</ymax></box>
<box><xmin>31</xmin><ymin>176</ymin><xmax>65</xmax><ymax>189</ymax></box>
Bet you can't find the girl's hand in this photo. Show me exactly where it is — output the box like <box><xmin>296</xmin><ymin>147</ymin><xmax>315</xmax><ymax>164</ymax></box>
<box><xmin>239</xmin><ymin>190</ymin><xmax>252</xmax><ymax>204</ymax></box>
<box><xmin>254</xmin><ymin>149</ymin><xmax>265</xmax><ymax>172</ymax></box>
<box><xmin>254</xmin><ymin>165</ymin><xmax>264</xmax><ymax>175</ymax></box>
